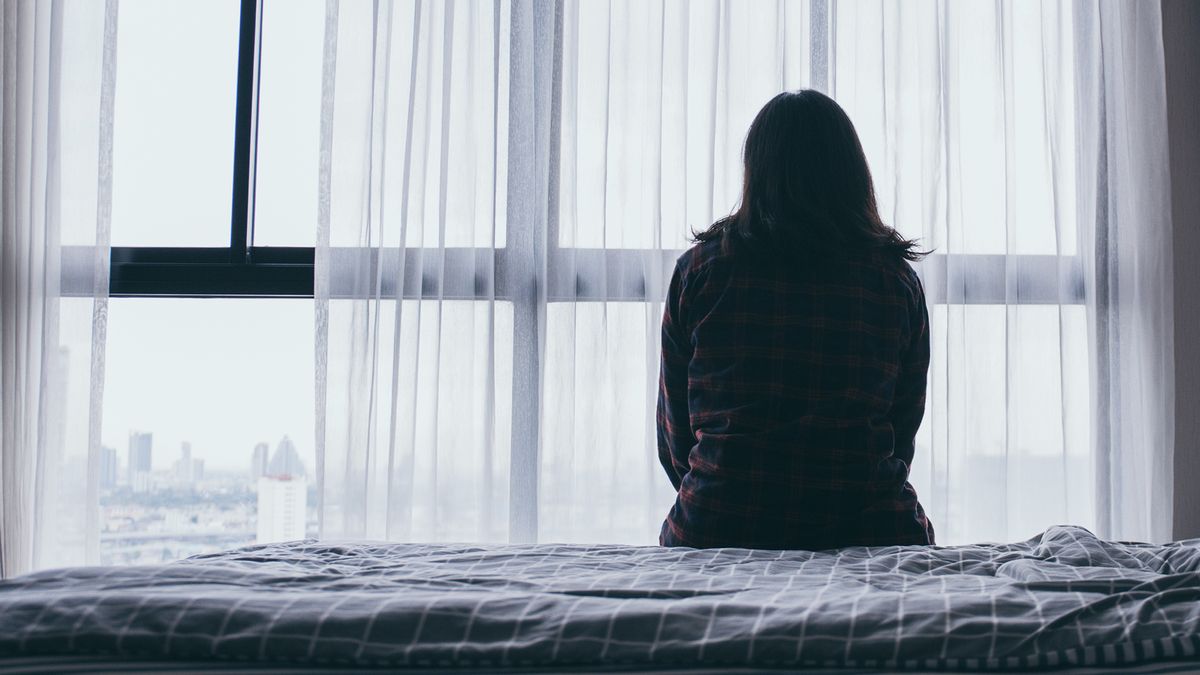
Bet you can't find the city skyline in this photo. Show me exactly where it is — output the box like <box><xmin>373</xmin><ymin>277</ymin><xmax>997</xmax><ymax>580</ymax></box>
<box><xmin>100</xmin><ymin>434</ymin><xmax>318</xmax><ymax>566</ymax></box>
<box><xmin>99</xmin><ymin>299</ymin><xmax>316</xmax><ymax>473</ymax></box>
<box><xmin>106</xmin><ymin>429</ymin><xmax>310</xmax><ymax>476</ymax></box>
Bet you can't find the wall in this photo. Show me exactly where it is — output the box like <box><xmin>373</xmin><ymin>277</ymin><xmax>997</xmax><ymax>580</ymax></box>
<box><xmin>1162</xmin><ymin>0</ymin><xmax>1200</xmax><ymax>540</ymax></box>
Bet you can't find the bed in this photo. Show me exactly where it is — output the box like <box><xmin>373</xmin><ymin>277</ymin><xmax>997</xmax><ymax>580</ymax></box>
<box><xmin>0</xmin><ymin>525</ymin><xmax>1197</xmax><ymax>673</ymax></box>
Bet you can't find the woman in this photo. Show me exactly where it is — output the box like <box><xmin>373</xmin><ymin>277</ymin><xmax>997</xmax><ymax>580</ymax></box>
<box><xmin>657</xmin><ymin>90</ymin><xmax>935</xmax><ymax>550</ymax></box>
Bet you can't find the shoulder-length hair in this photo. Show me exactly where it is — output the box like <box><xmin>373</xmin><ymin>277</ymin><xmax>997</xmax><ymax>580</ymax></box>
<box><xmin>695</xmin><ymin>90</ymin><xmax>925</xmax><ymax>261</ymax></box>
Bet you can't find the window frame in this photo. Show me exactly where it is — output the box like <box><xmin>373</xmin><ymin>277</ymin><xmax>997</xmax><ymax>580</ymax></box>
<box><xmin>68</xmin><ymin>0</ymin><xmax>1088</xmax><ymax>543</ymax></box>
<box><xmin>98</xmin><ymin>0</ymin><xmax>316</xmax><ymax>298</ymax></box>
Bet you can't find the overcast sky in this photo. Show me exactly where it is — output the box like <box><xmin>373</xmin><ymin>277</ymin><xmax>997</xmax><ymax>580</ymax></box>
<box><xmin>102</xmin><ymin>299</ymin><xmax>316</xmax><ymax>473</ymax></box>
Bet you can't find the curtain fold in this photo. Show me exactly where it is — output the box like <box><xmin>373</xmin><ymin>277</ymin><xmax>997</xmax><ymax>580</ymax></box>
<box><xmin>834</xmin><ymin>0</ymin><xmax>1100</xmax><ymax>545</ymax></box>
<box><xmin>315</xmin><ymin>0</ymin><xmax>1174</xmax><ymax>545</ymax></box>
<box><xmin>317</xmin><ymin>0</ymin><xmax>531</xmax><ymax>541</ymax></box>
<box><xmin>0</xmin><ymin>0</ymin><xmax>115</xmax><ymax>576</ymax></box>
<box><xmin>1077</xmin><ymin>0</ymin><xmax>1175</xmax><ymax>543</ymax></box>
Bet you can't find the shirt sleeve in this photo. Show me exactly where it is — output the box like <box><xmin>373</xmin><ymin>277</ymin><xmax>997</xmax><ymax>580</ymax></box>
<box><xmin>657</xmin><ymin>259</ymin><xmax>694</xmax><ymax>491</ymax></box>
<box><xmin>889</xmin><ymin>276</ymin><xmax>931</xmax><ymax>469</ymax></box>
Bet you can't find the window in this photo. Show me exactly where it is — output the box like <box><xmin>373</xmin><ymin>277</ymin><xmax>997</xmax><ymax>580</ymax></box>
<box><xmin>109</xmin><ymin>0</ymin><xmax>241</xmax><ymax>248</ymax></box>
<box><xmin>253</xmin><ymin>0</ymin><xmax>325</xmax><ymax>247</ymax></box>
<box><xmin>100</xmin><ymin>299</ymin><xmax>315</xmax><ymax>564</ymax></box>
<box><xmin>546</xmin><ymin>0</ymin><xmax>1089</xmax><ymax>544</ymax></box>
<box><xmin>63</xmin><ymin>0</ymin><xmax>319</xmax><ymax>561</ymax></box>
<box><xmin>64</xmin><ymin>0</ymin><xmax>1091</xmax><ymax>555</ymax></box>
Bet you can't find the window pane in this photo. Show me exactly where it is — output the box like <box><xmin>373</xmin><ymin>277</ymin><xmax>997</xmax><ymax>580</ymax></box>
<box><xmin>60</xmin><ymin>2</ymin><xmax>109</xmax><ymax>247</ymax></box>
<box><xmin>260</xmin><ymin>1</ymin><xmax>509</xmax><ymax>248</ymax></box>
<box><xmin>110</xmin><ymin>0</ymin><xmax>240</xmax><ymax>247</ymax></box>
<box><xmin>541</xmin><ymin>302</ymin><xmax>676</xmax><ymax>543</ymax></box>
<box><xmin>909</xmin><ymin>304</ymin><xmax>1092</xmax><ymax>546</ymax></box>
<box><xmin>558</xmin><ymin>1</ymin><xmax>791</xmax><ymax>250</ymax></box>
<box><xmin>557</xmin><ymin>2</ymin><xmax>1076</xmax><ymax>256</ymax></box>
<box><xmin>321</xmin><ymin>299</ymin><xmax>514</xmax><ymax>541</ymax></box>
<box><xmin>253</xmin><ymin>0</ymin><xmax>325</xmax><ymax>247</ymax></box>
<box><xmin>101</xmin><ymin>299</ymin><xmax>314</xmax><ymax>564</ymax></box>
<box><xmin>836</xmin><ymin>2</ymin><xmax>1077</xmax><ymax>255</ymax></box>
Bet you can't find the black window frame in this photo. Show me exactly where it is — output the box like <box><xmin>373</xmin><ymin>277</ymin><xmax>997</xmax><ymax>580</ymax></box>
<box><xmin>108</xmin><ymin>0</ymin><xmax>314</xmax><ymax>298</ymax></box>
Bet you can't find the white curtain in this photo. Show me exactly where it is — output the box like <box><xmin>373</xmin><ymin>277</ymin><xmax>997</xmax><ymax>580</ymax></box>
<box><xmin>830</xmin><ymin>0</ymin><xmax>1172</xmax><ymax>545</ymax></box>
<box><xmin>1077</xmin><ymin>1</ymin><xmax>1174</xmax><ymax>543</ymax></box>
<box><xmin>0</xmin><ymin>0</ymin><xmax>116</xmax><ymax>576</ymax></box>
<box><xmin>315</xmin><ymin>0</ymin><xmax>1174</xmax><ymax>545</ymax></box>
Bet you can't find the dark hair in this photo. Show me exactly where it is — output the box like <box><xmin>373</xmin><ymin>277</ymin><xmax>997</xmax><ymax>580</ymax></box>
<box><xmin>694</xmin><ymin>90</ymin><xmax>925</xmax><ymax>261</ymax></box>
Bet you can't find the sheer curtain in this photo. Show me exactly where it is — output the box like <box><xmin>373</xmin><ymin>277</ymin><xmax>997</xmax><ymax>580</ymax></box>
<box><xmin>0</xmin><ymin>0</ymin><xmax>116</xmax><ymax>576</ymax></box>
<box><xmin>315</xmin><ymin>0</ymin><xmax>1174</xmax><ymax>545</ymax></box>
<box><xmin>1077</xmin><ymin>1</ymin><xmax>1174</xmax><ymax>543</ymax></box>
<box><xmin>833</xmin><ymin>0</ymin><xmax>1172</xmax><ymax>545</ymax></box>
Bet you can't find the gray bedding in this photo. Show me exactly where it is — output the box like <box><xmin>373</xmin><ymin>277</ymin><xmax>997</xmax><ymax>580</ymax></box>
<box><xmin>0</xmin><ymin>526</ymin><xmax>1197</xmax><ymax>671</ymax></box>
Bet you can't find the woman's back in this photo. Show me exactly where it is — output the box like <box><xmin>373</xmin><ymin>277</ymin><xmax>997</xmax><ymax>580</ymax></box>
<box><xmin>656</xmin><ymin>238</ymin><xmax>935</xmax><ymax>550</ymax></box>
<box><xmin>656</xmin><ymin>89</ymin><xmax>934</xmax><ymax>550</ymax></box>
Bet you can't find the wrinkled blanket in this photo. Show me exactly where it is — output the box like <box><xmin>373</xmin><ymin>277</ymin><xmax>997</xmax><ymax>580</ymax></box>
<box><xmin>1</xmin><ymin>526</ymin><xmax>1198</xmax><ymax>671</ymax></box>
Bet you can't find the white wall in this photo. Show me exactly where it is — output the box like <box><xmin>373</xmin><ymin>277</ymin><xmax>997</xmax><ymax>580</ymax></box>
<box><xmin>1163</xmin><ymin>0</ymin><xmax>1200</xmax><ymax>540</ymax></box>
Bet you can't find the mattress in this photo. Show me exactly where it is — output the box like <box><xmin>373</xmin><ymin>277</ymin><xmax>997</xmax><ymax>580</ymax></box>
<box><xmin>2</xmin><ymin>657</ymin><xmax>1200</xmax><ymax>675</ymax></box>
<box><xmin>0</xmin><ymin>525</ymin><xmax>1197</xmax><ymax>672</ymax></box>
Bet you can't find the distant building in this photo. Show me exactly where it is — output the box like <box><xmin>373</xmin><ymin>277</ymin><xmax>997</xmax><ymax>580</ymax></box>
<box><xmin>173</xmin><ymin>442</ymin><xmax>204</xmax><ymax>486</ymax></box>
<box><xmin>99</xmin><ymin>445</ymin><xmax>118</xmax><ymax>489</ymax></box>
<box><xmin>255</xmin><ymin>437</ymin><xmax>309</xmax><ymax>544</ymax></box>
<box><xmin>127</xmin><ymin>432</ymin><xmax>152</xmax><ymax>493</ymax></box>
<box><xmin>174</xmin><ymin>442</ymin><xmax>191</xmax><ymax>482</ymax></box>
<box><xmin>251</xmin><ymin>442</ymin><xmax>269</xmax><ymax>480</ymax></box>
<box><xmin>256</xmin><ymin>476</ymin><xmax>307</xmax><ymax>543</ymax></box>
<box><xmin>267</xmin><ymin>436</ymin><xmax>305</xmax><ymax>478</ymax></box>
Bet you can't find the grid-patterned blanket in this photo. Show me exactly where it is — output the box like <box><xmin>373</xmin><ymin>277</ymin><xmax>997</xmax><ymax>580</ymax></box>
<box><xmin>0</xmin><ymin>526</ymin><xmax>1198</xmax><ymax>671</ymax></box>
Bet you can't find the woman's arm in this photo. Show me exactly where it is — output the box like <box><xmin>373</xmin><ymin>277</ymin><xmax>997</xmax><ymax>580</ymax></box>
<box><xmin>657</xmin><ymin>262</ymin><xmax>694</xmax><ymax>490</ymax></box>
<box><xmin>890</xmin><ymin>277</ymin><xmax>931</xmax><ymax>469</ymax></box>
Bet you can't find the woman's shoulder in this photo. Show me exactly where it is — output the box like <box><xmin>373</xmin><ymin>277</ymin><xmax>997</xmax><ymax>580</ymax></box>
<box><xmin>677</xmin><ymin>236</ymin><xmax>924</xmax><ymax>299</ymax></box>
<box><xmin>863</xmin><ymin>247</ymin><xmax>921</xmax><ymax>282</ymax></box>
<box><xmin>850</xmin><ymin>248</ymin><xmax>926</xmax><ymax>307</ymax></box>
<box><xmin>676</xmin><ymin>237</ymin><xmax>734</xmax><ymax>279</ymax></box>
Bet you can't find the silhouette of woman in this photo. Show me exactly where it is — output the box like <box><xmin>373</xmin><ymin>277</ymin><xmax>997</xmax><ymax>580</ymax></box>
<box><xmin>657</xmin><ymin>90</ymin><xmax>934</xmax><ymax>550</ymax></box>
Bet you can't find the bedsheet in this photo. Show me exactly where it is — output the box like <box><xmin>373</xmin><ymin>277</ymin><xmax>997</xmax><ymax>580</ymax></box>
<box><xmin>0</xmin><ymin>526</ymin><xmax>1197</xmax><ymax>671</ymax></box>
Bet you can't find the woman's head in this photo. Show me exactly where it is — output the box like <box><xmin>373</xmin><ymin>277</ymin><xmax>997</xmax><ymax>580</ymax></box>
<box><xmin>696</xmin><ymin>90</ymin><xmax>924</xmax><ymax>261</ymax></box>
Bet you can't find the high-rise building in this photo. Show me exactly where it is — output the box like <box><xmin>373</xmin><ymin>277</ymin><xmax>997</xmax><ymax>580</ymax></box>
<box><xmin>251</xmin><ymin>442</ymin><xmax>269</xmax><ymax>480</ymax></box>
<box><xmin>267</xmin><ymin>436</ymin><xmax>305</xmax><ymax>478</ymax></box>
<box><xmin>178</xmin><ymin>442</ymin><xmax>191</xmax><ymax>481</ymax></box>
<box><xmin>99</xmin><ymin>446</ymin><xmax>118</xmax><ymax>489</ymax></box>
<box><xmin>256</xmin><ymin>475</ymin><xmax>307</xmax><ymax>544</ymax></box>
<box><xmin>173</xmin><ymin>442</ymin><xmax>204</xmax><ymax>486</ymax></box>
<box><xmin>127</xmin><ymin>431</ymin><xmax>152</xmax><ymax>492</ymax></box>
<box><xmin>255</xmin><ymin>437</ymin><xmax>310</xmax><ymax>543</ymax></box>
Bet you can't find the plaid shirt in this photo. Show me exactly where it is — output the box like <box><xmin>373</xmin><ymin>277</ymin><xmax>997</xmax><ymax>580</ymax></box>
<box><xmin>657</xmin><ymin>238</ymin><xmax>935</xmax><ymax>550</ymax></box>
